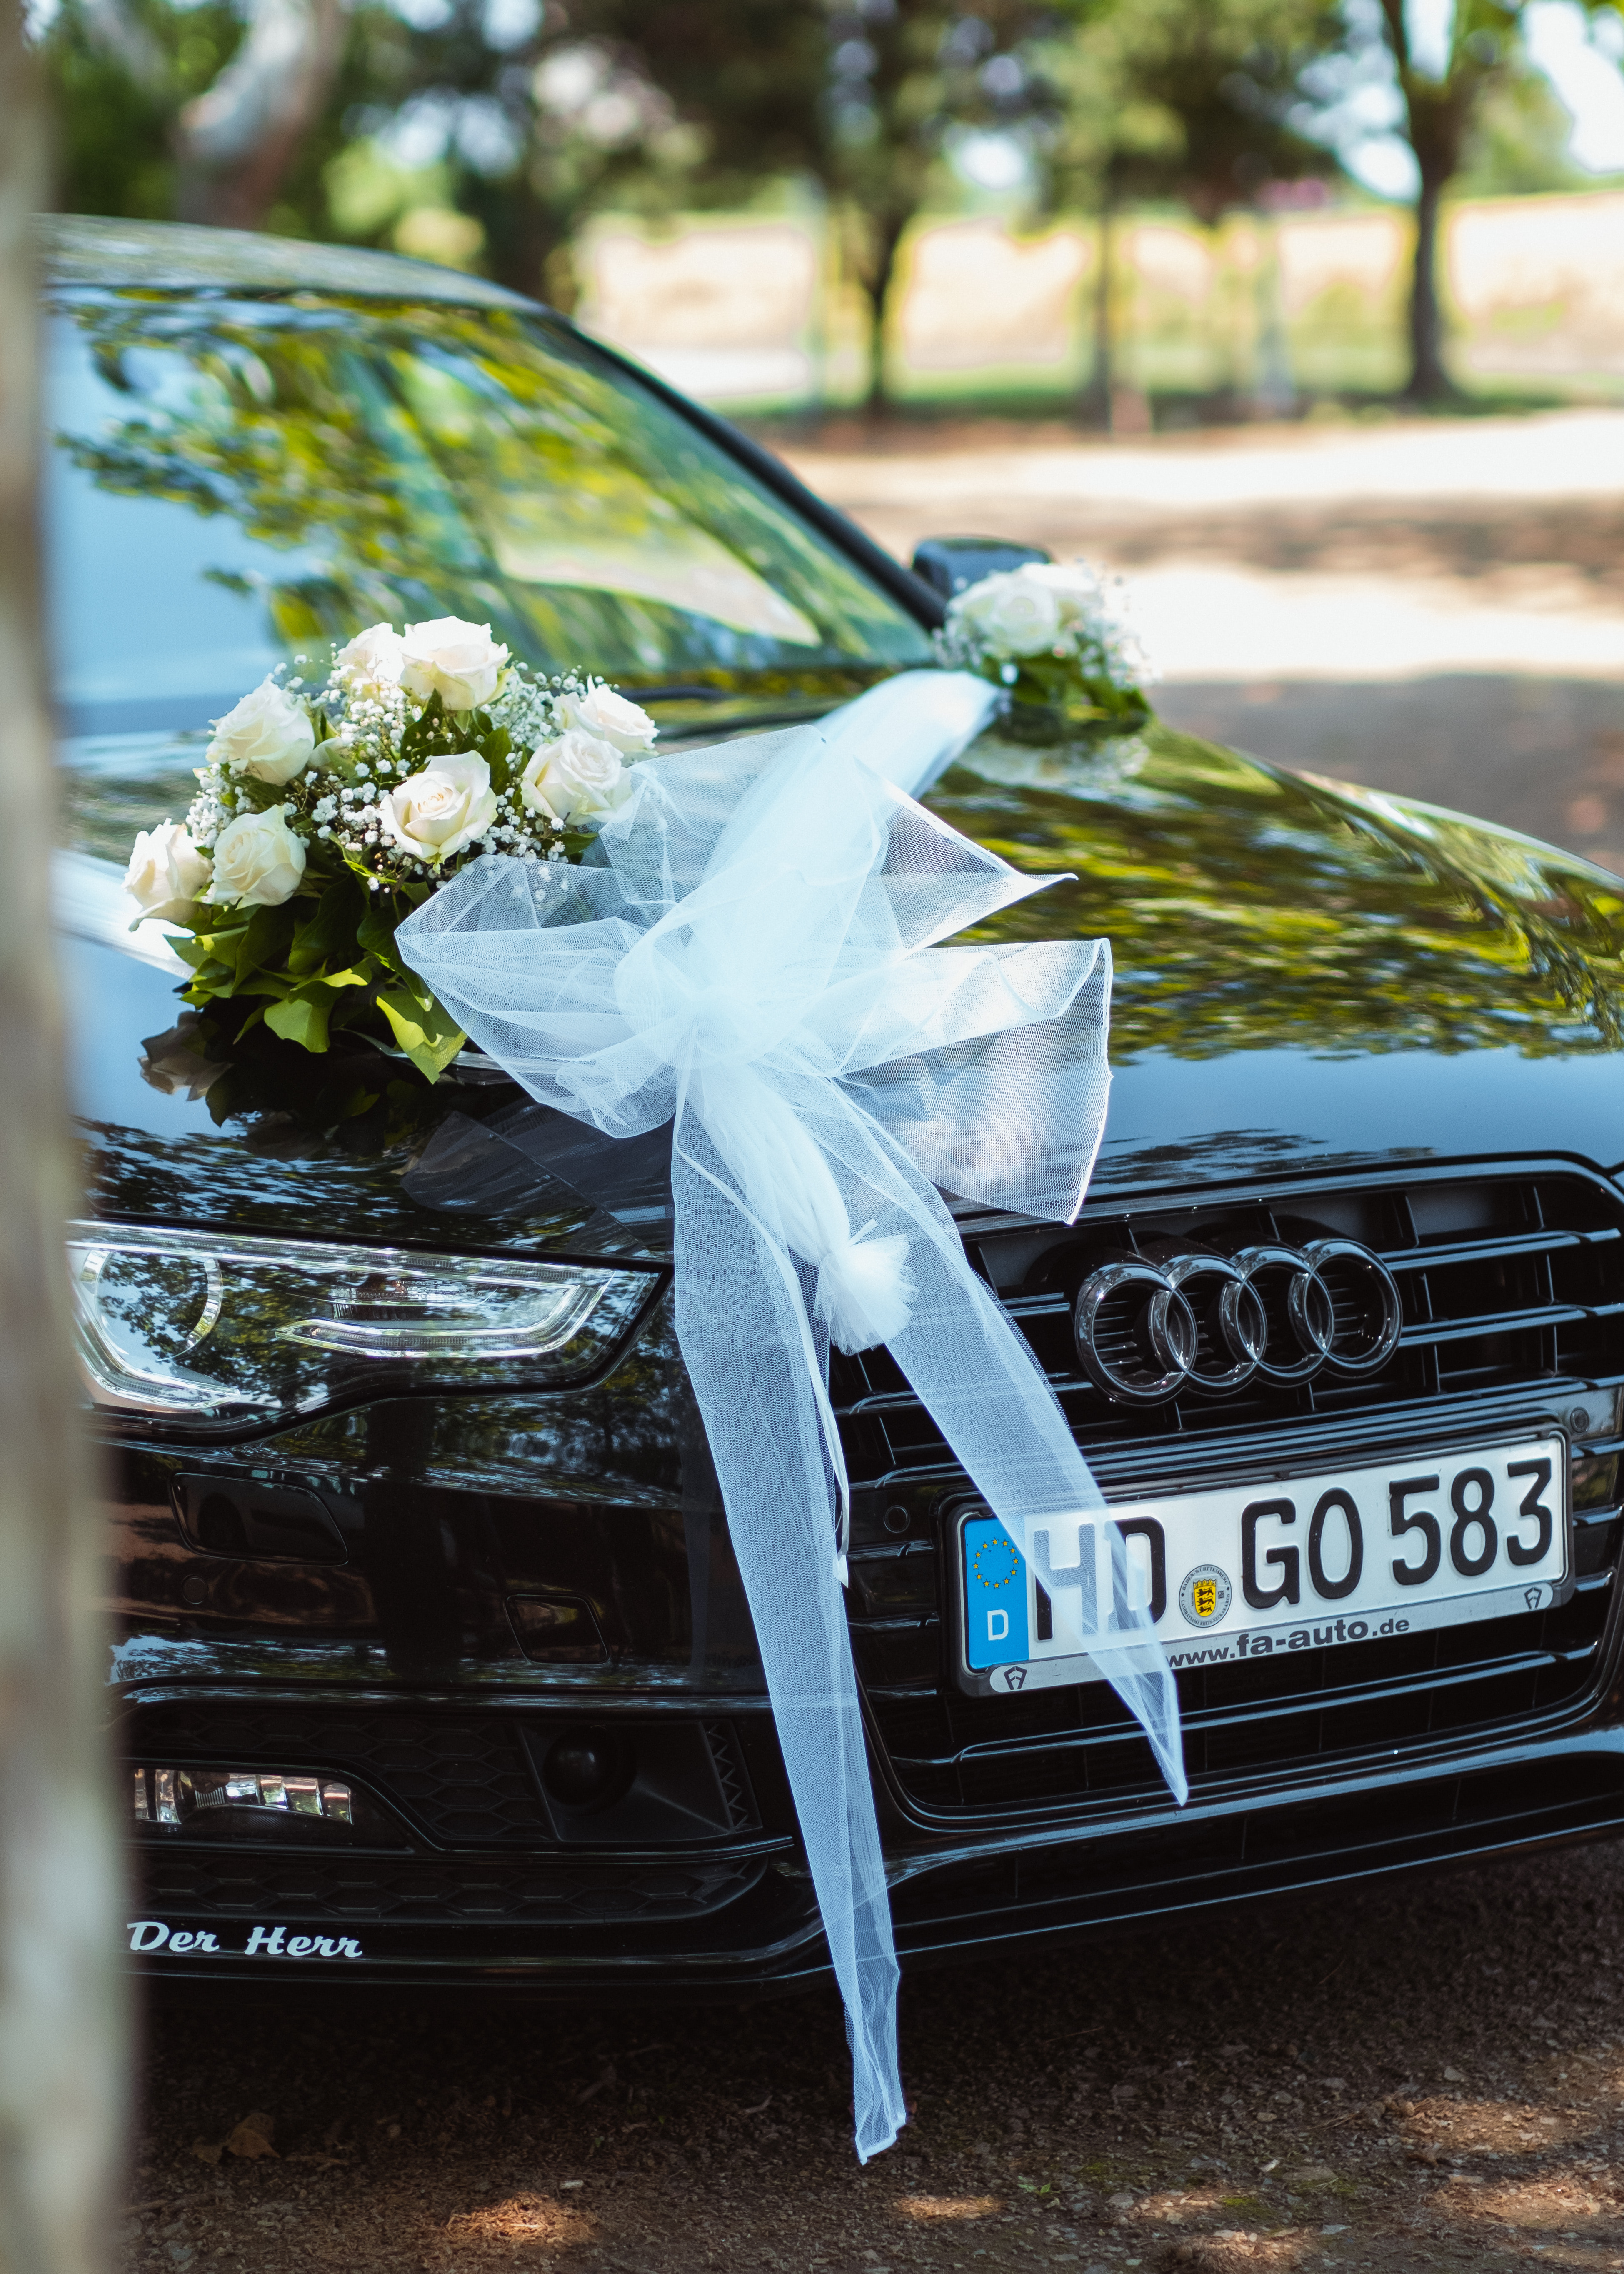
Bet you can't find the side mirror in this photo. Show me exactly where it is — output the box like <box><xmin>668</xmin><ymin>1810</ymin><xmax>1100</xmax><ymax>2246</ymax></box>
<box><xmin>910</xmin><ymin>536</ymin><xmax>1050</xmax><ymax>601</ymax></box>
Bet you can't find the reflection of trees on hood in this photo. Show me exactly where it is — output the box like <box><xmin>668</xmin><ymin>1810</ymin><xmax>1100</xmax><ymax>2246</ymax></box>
<box><xmin>931</xmin><ymin>725</ymin><xmax>1624</xmax><ymax>1060</ymax></box>
<box><xmin>55</xmin><ymin>290</ymin><xmax>926</xmax><ymax>689</ymax></box>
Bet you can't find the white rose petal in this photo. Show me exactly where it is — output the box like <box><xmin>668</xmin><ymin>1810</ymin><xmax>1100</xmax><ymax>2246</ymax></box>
<box><xmin>207</xmin><ymin>677</ymin><xmax>316</xmax><ymax>785</ymax></box>
<box><xmin>398</xmin><ymin>617</ymin><xmax>510</xmax><ymax>713</ymax></box>
<box><xmin>1022</xmin><ymin>561</ymin><xmax>1100</xmax><ymax>609</ymax></box>
<box><xmin>205</xmin><ymin>805</ymin><xmax>308</xmax><ymax>908</ymax></box>
<box><xmin>562</xmin><ymin>682</ymin><xmax>658</xmax><ymax>755</ymax></box>
<box><xmin>334</xmin><ymin>623</ymin><xmax>407</xmax><ymax>701</ymax></box>
<box><xmin>124</xmin><ymin>820</ymin><xmax>211</xmax><ymax>923</ymax></box>
<box><xmin>951</xmin><ymin>568</ymin><xmax>1063</xmax><ymax>658</ymax></box>
<box><xmin>519</xmin><ymin>728</ymin><xmax>631</xmax><ymax>825</ymax></box>
<box><xmin>380</xmin><ymin>753</ymin><xmax>498</xmax><ymax>863</ymax></box>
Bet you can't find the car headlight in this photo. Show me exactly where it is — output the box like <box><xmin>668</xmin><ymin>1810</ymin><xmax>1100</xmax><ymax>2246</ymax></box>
<box><xmin>67</xmin><ymin>1221</ymin><xmax>658</xmax><ymax>1430</ymax></box>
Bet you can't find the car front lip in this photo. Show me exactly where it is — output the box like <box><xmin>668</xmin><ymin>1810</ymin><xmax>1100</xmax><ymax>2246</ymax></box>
<box><xmin>128</xmin><ymin>1711</ymin><xmax>1624</xmax><ymax>1996</ymax></box>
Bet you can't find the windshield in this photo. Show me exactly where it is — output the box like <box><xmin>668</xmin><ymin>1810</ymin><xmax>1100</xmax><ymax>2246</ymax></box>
<box><xmin>47</xmin><ymin>285</ymin><xmax>931</xmax><ymax>858</ymax></box>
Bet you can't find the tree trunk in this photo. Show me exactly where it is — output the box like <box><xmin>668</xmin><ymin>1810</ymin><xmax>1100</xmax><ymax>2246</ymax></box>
<box><xmin>1406</xmin><ymin>169</ymin><xmax>1451</xmax><ymax>402</ymax></box>
<box><xmin>175</xmin><ymin>0</ymin><xmax>348</xmax><ymax>230</ymax></box>
<box><xmin>1077</xmin><ymin>185</ymin><xmax>1114</xmax><ymax>431</ymax></box>
<box><xmin>0</xmin><ymin>18</ymin><xmax>129</xmax><ymax>2274</ymax></box>
<box><xmin>1253</xmin><ymin>213</ymin><xmax>1295</xmax><ymax>420</ymax></box>
<box><xmin>467</xmin><ymin>173</ymin><xmax>565</xmax><ymax>305</ymax></box>
<box><xmin>857</xmin><ymin>210</ymin><xmax>907</xmax><ymax>417</ymax></box>
<box><xmin>1374</xmin><ymin>0</ymin><xmax>1466</xmax><ymax>406</ymax></box>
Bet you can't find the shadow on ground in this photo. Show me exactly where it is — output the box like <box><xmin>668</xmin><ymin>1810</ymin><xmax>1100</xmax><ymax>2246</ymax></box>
<box><xmin>122</xmin><ymin>1837</ymin><xmax>1624</xmax><ymax>2274</ymax></box>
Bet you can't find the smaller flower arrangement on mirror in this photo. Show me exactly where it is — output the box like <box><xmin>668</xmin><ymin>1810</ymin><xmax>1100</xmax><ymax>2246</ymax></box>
<box><xmin>932</xmin><ymin>558</ymin><xmax>1153</xmax><ymax>731</ymax></box>
<box><xmin>122</xmin><ymin>617</ymin><xmax>658</xmax><ymax>1092</ymax></box>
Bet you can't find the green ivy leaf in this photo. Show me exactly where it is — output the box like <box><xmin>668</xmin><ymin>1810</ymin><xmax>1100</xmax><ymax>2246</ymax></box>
<box><xmin>203</xmin><ymin>1066</ymin><xmax>244</xmax><ymax>1126</ymax></box>
<box><xmin>287</xmin><ymin>871</ymin><xmax>367</xmax><ymax>980</ymax></box>
<box><xmin>181</xmin><ymin>918</ymin><xmax>249</xmax><ymax>965</ymax></box>
<box><xmin>233</xmin><ymin>899</ymin><xmax>299</xmax><ymax>985</ymax></box>
<box><xmin>264</xmin><ymin>998</ymin><xmax>325</xmax><ymax>1051</ymax></box>
<box><xmin>482</xmin><ymin>724</ymin><xmax>514</xmax><ymax>793</ymax></box>
<box><xmin>376</xmin><ymin>985</ymin><xmax>465</xmax><ymax>1081</ymax></box>
<box><xmin>357</xmin><ymin>895</ymin><xmax>409</xmax><ymax>979</ymax></box>
<box><xmin>263</xmin><ymin>977</ymin><xmax>352</xmax><ymax>1053</ymax></box>
<box><xmin>399</xmin><ymin>689</ymin><xmax>447</xmax><ymax>763</ymax></box>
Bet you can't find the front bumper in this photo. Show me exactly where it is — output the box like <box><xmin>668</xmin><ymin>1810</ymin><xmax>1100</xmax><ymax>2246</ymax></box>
<box><xmin>119</xmin><ymin>1686</ymin><xmax>1624</xmax><ymax>1996</ymax></box>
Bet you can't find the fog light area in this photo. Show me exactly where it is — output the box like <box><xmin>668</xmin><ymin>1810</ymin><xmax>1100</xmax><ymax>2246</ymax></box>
<box><xmin>128</xmin><ymin>1764</ymin><xmax>401</xmax><ymax>1842</ymax></box>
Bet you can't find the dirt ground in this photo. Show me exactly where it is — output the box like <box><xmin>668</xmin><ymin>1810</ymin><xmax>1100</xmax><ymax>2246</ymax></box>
<box><xmin>778</xmin><ymin>411</ymin><xmax>1624</xmax><ymax>878</ymax></box>
<box><xmin>122</xmin><ymin>1835</ymin><xmax>1624</xmax><ymax>2274</ymax></box>
<box><xmin>118</xmin><ymin>414</ymin><xmax>1624</xmax><ymax>2274</ymax></box>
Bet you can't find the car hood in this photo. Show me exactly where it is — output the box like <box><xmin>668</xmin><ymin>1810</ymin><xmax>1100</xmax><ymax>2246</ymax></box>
<box><xmin>931</xmin><ymin>720</ymin><xmax>1624</xmax><ymax>1198</ymax></box>
<box><xmin>65</xmin><ymin>717</ymin><xmax>1624</xmax><ymax>1254</ymax></box>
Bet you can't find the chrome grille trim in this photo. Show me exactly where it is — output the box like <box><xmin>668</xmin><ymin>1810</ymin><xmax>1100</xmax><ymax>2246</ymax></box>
<box><xmin>837</xmin><ymin>1161</ymin><xmax>1624</xmax><ymax>1824</ymax></box>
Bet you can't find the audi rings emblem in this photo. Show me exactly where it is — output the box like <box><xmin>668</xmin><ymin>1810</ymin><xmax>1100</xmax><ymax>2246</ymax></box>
<box><xmin>1072</xmin><ymin>1238</ymin><xmax>1403</xmax><ymax>1406</ymax></box>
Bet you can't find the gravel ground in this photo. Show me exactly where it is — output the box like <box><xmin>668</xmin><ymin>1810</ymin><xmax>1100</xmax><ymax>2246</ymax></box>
<box><xmin>777</xmin><ymin>411</ymin><xmax>1624</xmax><ymax>876</ymax></box>
<box><xmin>120</xmin><ymin>1835</ymin><xmax>1624</xmax><ymax>2274</ymax></box>
<box><xmin>118</xmin><ymin>413</ymin><xmax>1624</xmax><ymax>2274</ymax></box>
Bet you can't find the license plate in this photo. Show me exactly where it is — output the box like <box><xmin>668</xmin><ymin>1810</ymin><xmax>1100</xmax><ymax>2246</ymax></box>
<box><xmin>955</xmin><ymin>1435</ymin><xmax>1571</xmax><ymax>1697</ymax></box>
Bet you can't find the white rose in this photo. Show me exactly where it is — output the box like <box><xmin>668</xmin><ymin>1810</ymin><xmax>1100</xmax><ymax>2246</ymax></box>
<box><xmin>1022</xmin><ymin>561</ymin><xmax>1109</xmax><ymax>625</ymax></box>
<box><xmin>207</xmin><ymin>677</ymin><xmax>315</xmax><ymax>785</ymax></box>
<box><xmin>519</xmin><ymin>729</ymin><xmax>632</xmax><ymax>825</ymax></box>
<box><xmin>380</xmin><ymin>753</ymin><xmax>497</xmax><ymax>862</ymax></box>
<box><xmin>561</xmin><ymin>682</ymin><xmax>658</xmax><ymax>755</ymax></box>
<box><xmin>333</xmin><ymin>623</ymin><xmax>407</xmax><ymax>701</ymax></box>
<box><xmin>205</xmin><ymin>805</ymin><xmax>308</xmax><ymax>908</ymax></box>
<box><xmin>398</xmin><ymin>617</ymin><xmax>510</xmax><ymax>713</ymax></box>
<box><xmin>952</xmin><ymin>568</ymin><xmax>1062</xmax><ymax>658</ymax></box>
<box><xmin>124</xmin><ymin>820</ymin><xmax>211</xmax><ymax>923</ymax></box>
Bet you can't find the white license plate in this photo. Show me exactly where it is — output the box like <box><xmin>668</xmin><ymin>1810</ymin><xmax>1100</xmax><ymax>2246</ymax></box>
<box><xmin>956</xmin><ymin>1436</ymin><xmax>1571</xmax><ymax>1696</ymax></box>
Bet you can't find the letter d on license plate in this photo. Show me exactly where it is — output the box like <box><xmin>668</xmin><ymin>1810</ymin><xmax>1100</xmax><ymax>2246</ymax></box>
<box><xmin>955</xmin><ymin>1434</ymin><xmax>1571</xmax><ymax>1697</ymax></box>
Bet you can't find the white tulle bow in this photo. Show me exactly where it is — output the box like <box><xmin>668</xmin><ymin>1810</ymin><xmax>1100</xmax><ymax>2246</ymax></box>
<box><xmin>397</xmin><ymin>670</ymin><xmax>1187</xmax><ymax>2160</ymax></box>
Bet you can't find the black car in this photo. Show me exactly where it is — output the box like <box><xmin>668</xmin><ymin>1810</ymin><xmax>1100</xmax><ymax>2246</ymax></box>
<box><xmin>52</xmin><ymin>215</ymin><xmax>1624</xmax><ymax>1997</ymax></box>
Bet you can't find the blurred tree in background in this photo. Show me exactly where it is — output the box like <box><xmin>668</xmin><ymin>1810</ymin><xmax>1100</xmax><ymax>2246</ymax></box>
<box><xmin>27</xmin><ymin>0</ymin><xmax>1624</xmax><ymax>414</ymax></box>
<box><xmin>608</xmin><ymin>0</ymin><xmax>1089</xmax><ymax>410</ymax></box>
<box><xmin>42</xmin><ymin>0</ymin><xmax>365</xmax><ymax>228</ymax></box>
<box><xmin>36</xmin><ymin>0</ymin><xmax>1089</xmax><ymax>404</ymax></box>
<box><xmin>796</xmin><ymin>0</ymin><xmax>1085</xmax><ymax>411</ymax></box>
<box><xmin>1332</xmin><ymin>0</ymin><xmax>1624</xmax><ymax>401</ymax></box>
<box><xmin>1031</xmin><ymin>0</ymin><xmax>1345</xmax><ymax>424</ymax></box>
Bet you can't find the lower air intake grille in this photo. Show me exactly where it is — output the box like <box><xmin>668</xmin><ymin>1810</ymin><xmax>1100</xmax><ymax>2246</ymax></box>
<box><xmin>135</xmin><ymin>1849</ymin><xmax>762</xmax><ymax>1926</ymax></box>
<box><xmin>835</xmin><ymin>1165</ymin><xmax>1624</xmax><ymax>1817</ymax></box>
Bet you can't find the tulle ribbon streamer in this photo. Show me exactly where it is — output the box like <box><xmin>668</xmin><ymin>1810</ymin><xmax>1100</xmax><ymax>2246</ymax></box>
<box><xmin>398</xmin><ymin>670</ymin><xmax>1187</xmax><ymax>2159</ymax></box>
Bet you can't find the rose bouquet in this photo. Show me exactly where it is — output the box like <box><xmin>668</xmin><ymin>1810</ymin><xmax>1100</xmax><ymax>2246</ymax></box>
<box><xmin>123</xmin><ymin>616</ymin><xmax>658</xmax><ymax>1110</ymax></box>
<box><xmin>933</xmin><ymin>558</ymin><xmax>1153</xmax><ymax>731</ymax></box>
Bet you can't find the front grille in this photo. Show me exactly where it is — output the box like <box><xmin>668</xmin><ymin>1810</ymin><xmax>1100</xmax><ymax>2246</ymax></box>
<box><xmin>137</xmin><ymin>1847</ymin><xmax>762</xmax><ymax>1926</ymax></box>
<box><xmin>836</xmin><ymin>1164</ymin><xmax>1624</xmax><ymax>1819</ymax></box>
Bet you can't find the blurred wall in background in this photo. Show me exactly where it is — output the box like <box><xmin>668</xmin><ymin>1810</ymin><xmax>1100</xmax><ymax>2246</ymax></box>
<box><xmin>577</xmin><ymin>188</ymin><xmax>1624</xmax><ymax>413</ymax></box>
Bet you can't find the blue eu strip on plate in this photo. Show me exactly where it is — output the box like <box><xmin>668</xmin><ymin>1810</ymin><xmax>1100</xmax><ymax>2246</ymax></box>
<box><xmin>962</xmin><ymin>1515</ymin><xmax>1029</xmax><ymax>1669</ymax></box>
